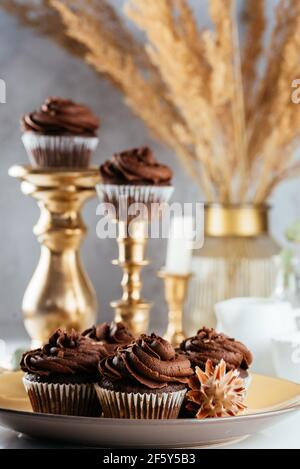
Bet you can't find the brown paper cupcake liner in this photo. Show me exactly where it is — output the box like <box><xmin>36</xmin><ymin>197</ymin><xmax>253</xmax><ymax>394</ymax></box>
<box><xmin>23</xmin><ymin>377</ymin><xmax>101</xmax><ymax>417</ymax></box>
<box><xmin>22</xmin><ymin>132</ymin><xmax>98</xmax><ymax>169</ymax></box>
<box><xmin>95</xmin><ymin>385</ymin><xmax>186</xmax><ymax>419</ymax></box>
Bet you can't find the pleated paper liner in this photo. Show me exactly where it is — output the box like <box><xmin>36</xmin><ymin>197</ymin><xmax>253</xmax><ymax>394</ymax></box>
<box><xmin>96</xmin><ymin>183</ymin><xmax>174</xmax><ymax>221</ymax></box>
<box><xmin>22</xmin><ymin>132</ymin><xmax>99</xmax><ymax>169</ymax></box>
<box><xmin>95</xmin><ymin>385</ymin><xmax>186</xmax><ymax>419</ymax></box>
<box><xmin>23</xmin><ymin>377</ymin><xmax>101</xmax><ymax>417</ymax></box>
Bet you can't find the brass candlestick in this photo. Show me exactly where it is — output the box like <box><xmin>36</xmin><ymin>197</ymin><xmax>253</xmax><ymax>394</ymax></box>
<box><xmin>111</xmin><ymin>220</ymin><xmax>152</xmax><ymax>336</ymax></box>
<box><xmin>97</xmin><ymin>181</ymin><xmax>174</xmax><ymax>337</ymax></box>
<box><xmin>9</xmin><ymin>165</ymin><xmax>101</xmax><ymax>348</ymax></box>
<box><xmin>158</xmin><ymin>271</ymin><xmax>192</xmax><ymax>348</ymax></box>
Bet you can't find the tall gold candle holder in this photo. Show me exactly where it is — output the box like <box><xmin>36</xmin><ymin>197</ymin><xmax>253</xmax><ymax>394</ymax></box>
<box><xmin>158</xmin><ymin>271</ymin><xmax>192</xmax><ymax>348</ymax></box>
<box><xmin>9</xmin><ymin>165</ymin><xmax>101</xmax><ymax>347</ymax></box>
<box><xmin>111</xmin><ymin>219</ymin><xmax>152</xmax><ymax>337</ymax></box>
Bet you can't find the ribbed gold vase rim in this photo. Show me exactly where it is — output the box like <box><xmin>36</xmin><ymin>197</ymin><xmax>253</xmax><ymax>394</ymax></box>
<box><xmin>204</xmin><ymin>203</ymin><xmax>270</xmax><ymax>237</ymax></box>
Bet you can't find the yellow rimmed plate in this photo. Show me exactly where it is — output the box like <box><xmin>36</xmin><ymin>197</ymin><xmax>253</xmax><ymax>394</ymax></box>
<box><xmin>0</xmin><ymin>371</ymin><xmax>299</xmax><ymax>448</ymax></box>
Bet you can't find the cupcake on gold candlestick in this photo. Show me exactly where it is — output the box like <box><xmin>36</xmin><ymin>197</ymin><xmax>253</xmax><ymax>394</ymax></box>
<box><xmin>9</xmin><ymin>97</ymin><xmax>100</xmax><ymax>347</ymax></box>
<box><xmin>159</xmin><ymin>216</ymin><xmax>194</xmax><ymax>347</ymax></box>
<box><xmin>97</xmin><ymin>147</ymin><xmax>173</xmax><ymax>336</ymax></box>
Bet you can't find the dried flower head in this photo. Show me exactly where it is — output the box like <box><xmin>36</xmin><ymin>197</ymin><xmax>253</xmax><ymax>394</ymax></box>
<box><xmin>186</xmin><ymin>359</ymin><xmax>247</xmax><ymax>419</ymax></box>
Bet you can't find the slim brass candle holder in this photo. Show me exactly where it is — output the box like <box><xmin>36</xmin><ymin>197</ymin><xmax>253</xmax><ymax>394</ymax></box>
<box><xmin>111</xmin><ymin>219</ymin><xmax>152</xmax><ymax>337</ymax></box>
<box><xmin>97</xmin><ymin>181</ymin><xmax>174</xmax><ymax>337</ymax></box>
<box><xmin>9</xmin><ymin>165</ymin><xmax>101</xmax><ymax>347</ymax></box>
<box><xmin>158</xmin><ymin>271</ymin><xmax>192</xmax><ymax>348</ymax></box>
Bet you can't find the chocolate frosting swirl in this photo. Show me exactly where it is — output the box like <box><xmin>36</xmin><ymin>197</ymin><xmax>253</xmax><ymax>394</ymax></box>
<box><xmin>100</xmin><ymin>147</ymin><xmax>173</xmax><ymax>185</ymax></box>
<box><xmin>82</xmin><ymin>321</ymin><xmax>133</xmax><ymax>344</ymax></box>
<box><xmin>99</xmin><ymin>333</ymin><xmax>193</xmax><ymax>389</ymax></box>
<box><xmin>21</xmin><ymin>97</ymin><xmax>99</xmax><ymax>136</ymax></box>
<box><xmin>180</xmin><ymin>327</ymin><xmax>253</xmax><ymax>371</ymax></box>
<box><xmin>82</xmin><ymin>322</ymin><xmax>134</xmax><ymax>359</ymax></box>
<box><xmin>20</xmin><ymin>329</ymin><xmax>101</xmax><ymax>377</ymax></box>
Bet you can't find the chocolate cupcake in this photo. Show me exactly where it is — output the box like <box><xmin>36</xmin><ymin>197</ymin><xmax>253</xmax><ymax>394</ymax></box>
<box><xmin>21</xmin><ymin>97</ymin><xmax>99</xmax><ymax>168</ymax></box>
<box><xmin>97</xmin><ymin>147</ymin><xmax>174</xmax><ymax>219</ymax></box>
<box><xmin>180</xmin><ymin>327</ymin><xmax>253</xmax><ymax>383</ymax></box>
<box><xmin>95</xmin><ymin>333</ymin><xmax>193</xmax><ymax>419</ymax></box>
<box><xmin>21</xmin><ymin>329</ymin><xmax>101</xmax><ymax>416</ymax></box>
<box><xmin>82</xmin><ymin>321</ymin><xmax>134</xmax><ymax>359</ymax></box>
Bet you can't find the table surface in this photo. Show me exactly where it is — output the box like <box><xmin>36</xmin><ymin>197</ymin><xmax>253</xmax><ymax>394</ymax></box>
<box><xmin>1</xmin><ymin>338</ymin><xmax>300</xmax><ymax>449</ymax></box>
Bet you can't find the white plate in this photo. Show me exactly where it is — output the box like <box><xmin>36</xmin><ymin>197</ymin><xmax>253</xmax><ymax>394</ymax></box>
<box><xmin>0</xmin><ymin>372</ymin><xmax>300</xmax><ymax>448</ymax></box>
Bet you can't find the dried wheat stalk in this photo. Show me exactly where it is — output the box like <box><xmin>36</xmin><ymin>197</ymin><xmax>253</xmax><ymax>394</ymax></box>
<box><xmin>126</xmin><ymin>0</ymin><xmax>224</xmax><ymax>199</ymax></box>
<box><xmin>242</xmin><ymin>0</ymin><xmax>266</xmax><ymax>122</ymax></box>
<box><xmin>0</xmin><ymin>0</ymin><xmax>87</xmax><ymax>58</ymax></box>
<box><xmin>251</xmin><ymin>0</ymin><xmax>300</xmax><ymax>202</ymax></box>
<box><xmin>50</xmin><ymin>0</ymin><xmax>210</xmax><ymax>195</ymax></box>
<box><xmin>2</xmin><ymin>0</ymin><xmax>300</xmax><ymax>203</ymax></box>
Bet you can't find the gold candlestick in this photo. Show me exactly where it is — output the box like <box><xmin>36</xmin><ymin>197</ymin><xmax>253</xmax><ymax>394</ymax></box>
<box><xmin>9</xmin><ymin>165</ymin><xmax>101</xmax><ymax>348</ymax></box>
<box><xmin>111</xmin><ymin>220</ymin><xmax>152</xmax><ymax>336</ymax></box>
<box><xmin>97</xmin><ymin>181</ymin><xmax>174</xmax><ymax>337</ymax></box>
<box><xmin>158</xmin><ymin>271</ymin><xmax>192</xmax><ymax>347</ymax></box>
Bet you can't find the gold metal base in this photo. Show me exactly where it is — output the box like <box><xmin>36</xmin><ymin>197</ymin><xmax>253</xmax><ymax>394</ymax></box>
<box><xmin>9</xmin><ymin>165</ymin><xmax>101</xmax><ymax>347</ymax></box>
<box><xmin>111</xmin><ymin>301</ymin><xmax>152</xmax><ymax>338</ymax></box>
<box><xmin>159</xmin><ymin>271</ymin><xmax>192</xmax><ymax>348</ymax></box>
<box><xmin>111</xmin><ymin>220</ymin><xmax>152</xmax><ymax>336</ymax></box>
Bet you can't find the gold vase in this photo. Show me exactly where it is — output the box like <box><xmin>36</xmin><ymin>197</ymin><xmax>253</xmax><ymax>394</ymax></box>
<box><xmin>186</xmin><ymin>204</ymin><xmax>280</xmax><ymax>334</ymax></box>
<box><xmin>9</xmin><ymin>165</ymin><xmax>101</xmax><ymax>347</ymax></box>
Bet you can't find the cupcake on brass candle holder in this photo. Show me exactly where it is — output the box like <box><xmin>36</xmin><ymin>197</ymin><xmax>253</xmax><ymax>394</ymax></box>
<box><xmin>98</xmin><ymin>146</ymin><xmax>174</xmax><ymax>217</ymax></box>
<box><xmin>21</xmin><ymin>97</ymin><xmax>99</xmax><ymax>168</ymax></box>
<box><xmin>96</xmin><ymin>333</ymin><xmax>193</xmax><ymax>419</ymax></box>
<box><xmin>97</xmin><ymin>147</ymin><xmax>174</xmax><ymax>336</ymax></box>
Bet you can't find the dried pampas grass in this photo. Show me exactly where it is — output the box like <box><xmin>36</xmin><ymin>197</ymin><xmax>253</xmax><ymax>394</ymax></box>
<box><xmin>3</xmin><ymin>0</ymin><xmax>300</xmax><ymax>203</ymax></box>
<box><xmin>0</xmin><ymin>0</ymin><xmax>86</xmax><ymax>58</ymax></box>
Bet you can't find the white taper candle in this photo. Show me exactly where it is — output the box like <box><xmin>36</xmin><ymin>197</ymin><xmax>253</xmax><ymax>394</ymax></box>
<box><xmin>165</xmin><ymin>216</ymin><xmax>194</xmax><ymax>275</ymax></box>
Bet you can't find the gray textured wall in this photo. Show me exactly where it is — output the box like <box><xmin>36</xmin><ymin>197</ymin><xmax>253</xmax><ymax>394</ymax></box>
<box><xmin>0</xmin><ymin>0</ymin><xmax>298</xmax><ymax>340</ymax></box>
